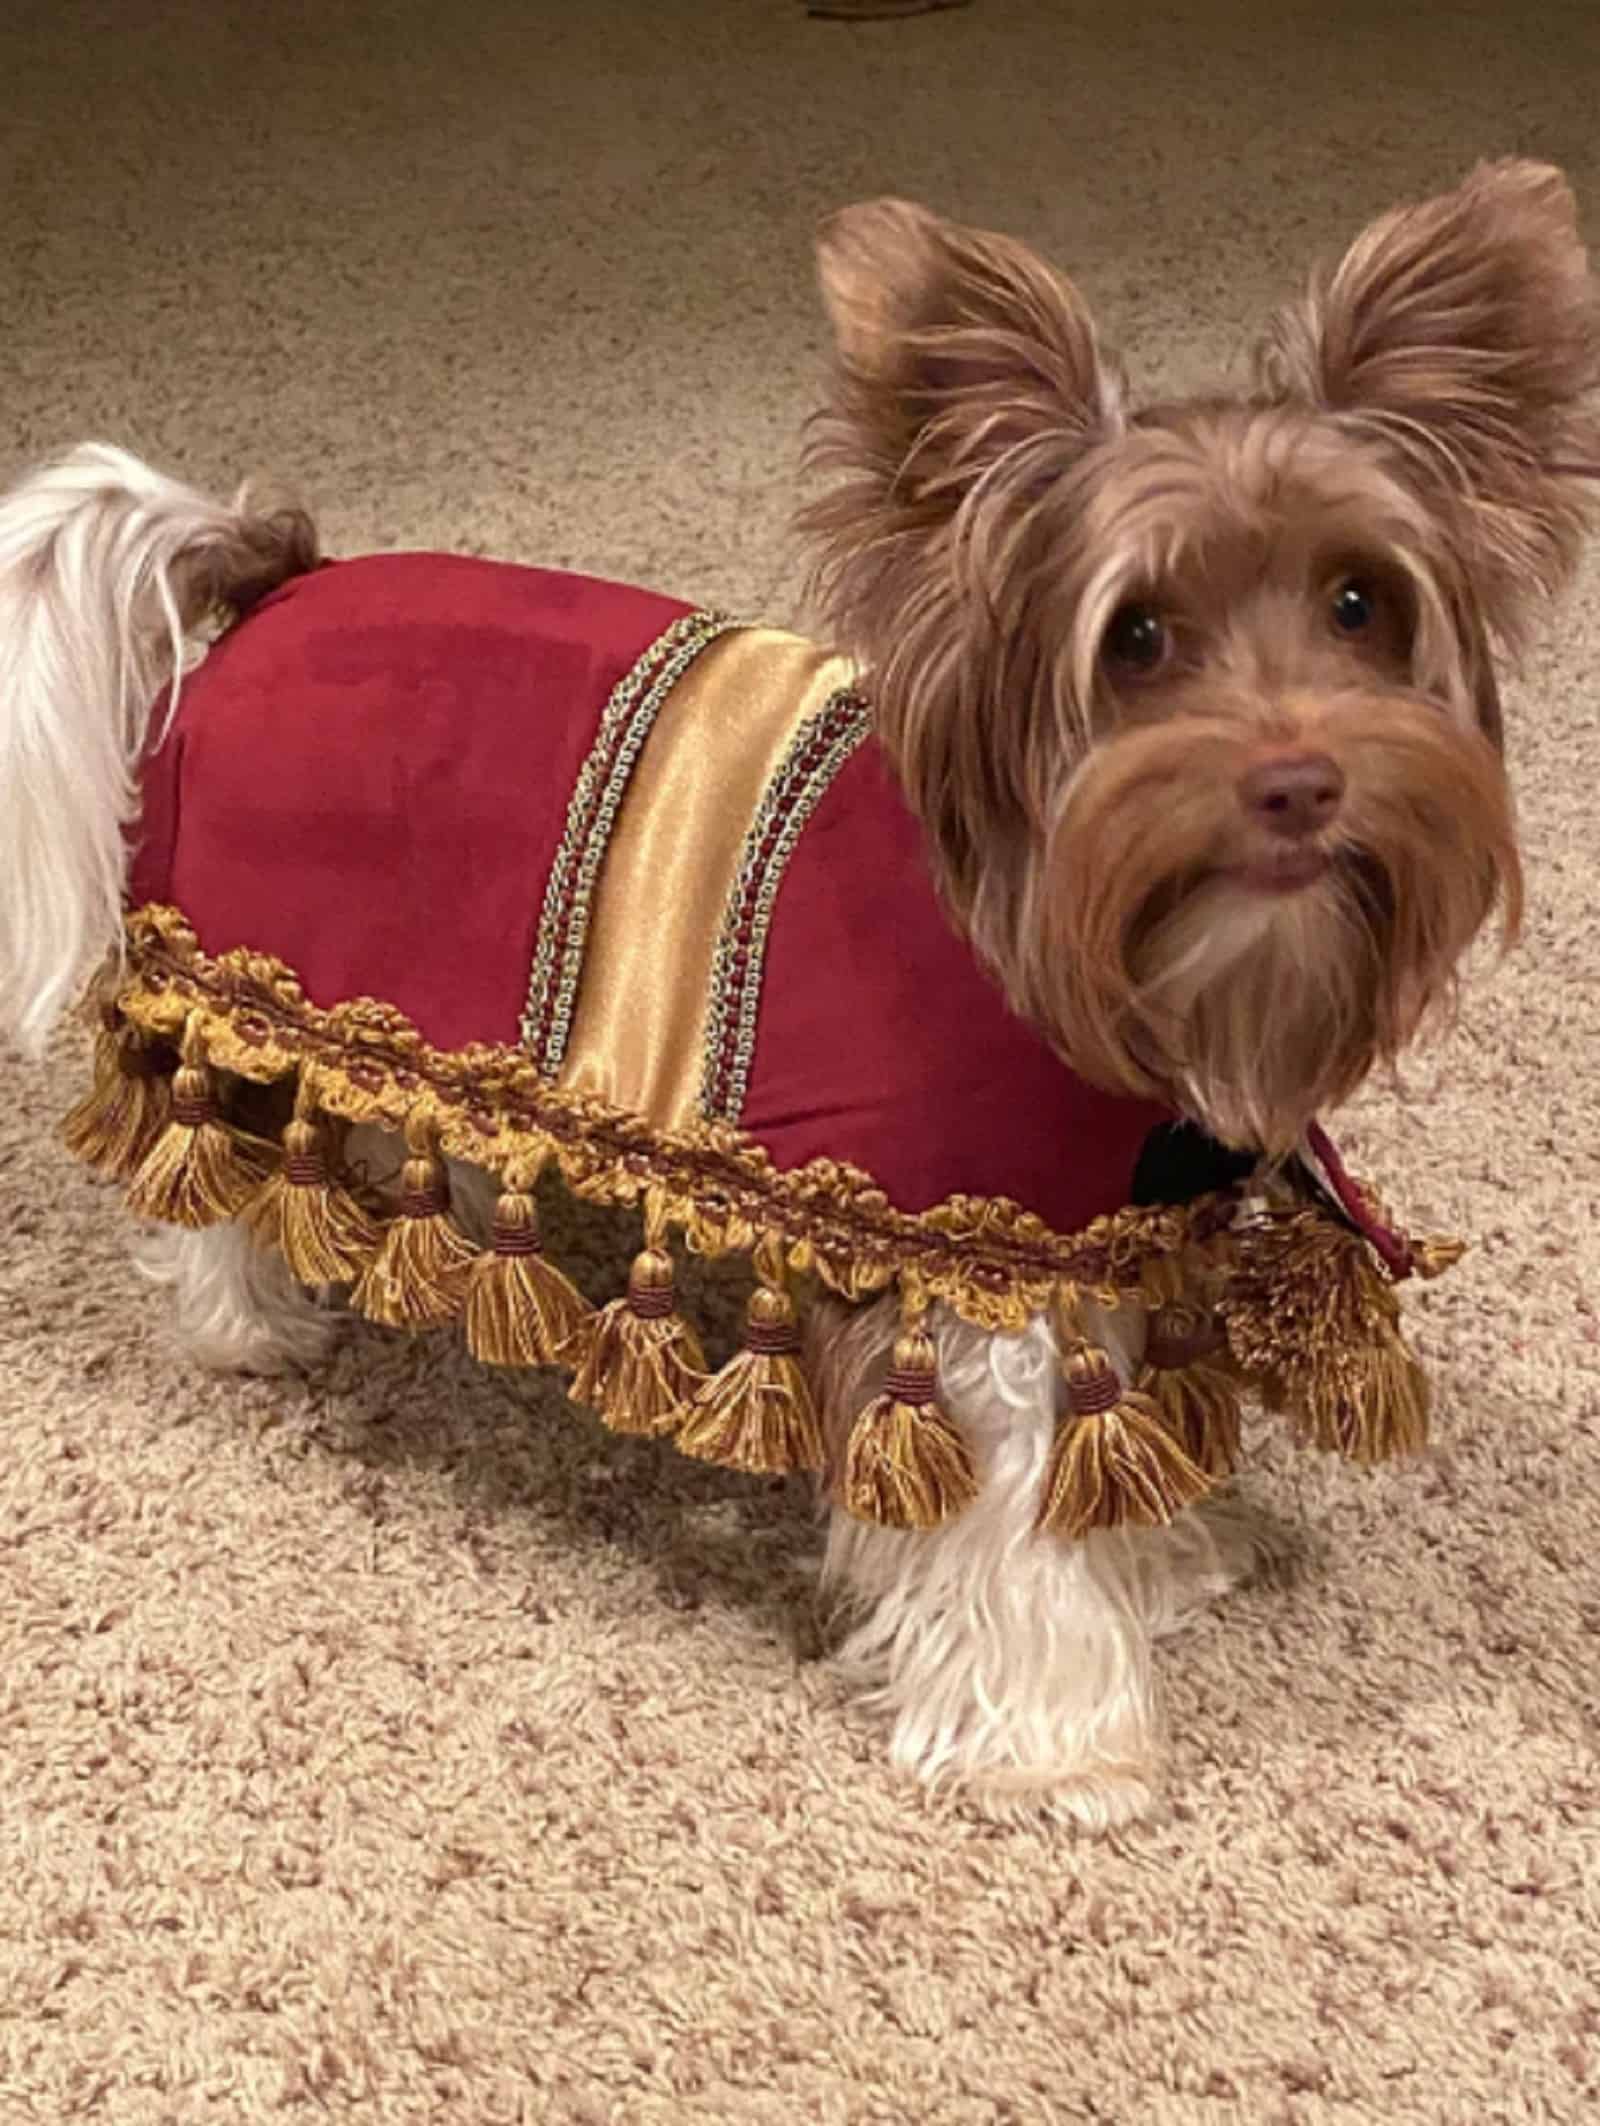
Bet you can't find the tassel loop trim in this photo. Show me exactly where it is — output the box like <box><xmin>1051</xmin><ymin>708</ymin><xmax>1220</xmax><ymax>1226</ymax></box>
<box><xmin>623</xmin><ymin>1250</ymin><xmax>679</xmax><ymax>1321</ymax></box>
<box><xmin>1143</xmin><ymin>1304</ymin><xmax>1226</xmax><ymax>1374</ymax></box>
<box><xmin>1138</xmin><ymin>1304</ymin><xmax>1243</xmax><ymax>1483</ymax></box>
<box><xmin>62</xmin><ymin>911</ymin><xmax>1460</xmax><ymax>1529</ymax></box>
<box><xmin>465</xmin><ymin>1169</ymin><xmax>593</xmax><ymax>1369</ymax></box>
<box><xmin>1220</xmin><ymin>1202</ymin><xmax>1432</xmax><ymax>1464</ymax></box>
<box><xmin>676</xmin><ymin>1277</ymin><xmax>823</xmax><ymax>1476</ymax></box>
<box><xmin>1063</xmin><ymin>1345</ymin><xmax>1121</xmax><ymax>1418</ymax></box>
<box><xmin>123</xmin><ymin>1011</ymin><xmax>278</xmax><ymax>1229</ymax></box>
<box><xmin>59</xmin><ymin>1009</ymin><xmax>173</xmax><ymax>1182</ymax></box>
<box><xmin>563</xmin><ymin>1240</ymin><xmax>707</xmax><ymax>1436</ymax></box>
<box><xmin>1037</xmin><ymin>1332</ymin><xmax>1213</xmax><ymax>1543</ymax></box>
<box><xmin>351</xmin><ymin>1127</ymin><xmax>478</xmax><ymax>1330</ymax></box>
<box><xmin>836</xmin><ymin>1324</ymin><xmax>979</xmax><ymax>1529</ymax></box>
<box><xmin>745</xmin><ymin>1307</ymin><xmax>802</xmax><ymax>1358</ymax></box>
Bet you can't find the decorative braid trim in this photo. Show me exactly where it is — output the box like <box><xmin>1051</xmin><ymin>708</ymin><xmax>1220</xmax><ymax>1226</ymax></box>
<box><xmin>700</xmin><ymin>686</ymin><xmax>872</xmax><ymax>1122</ymax></box>
<box><xmin>107</xmin><ymin>905</ymin><xmax>1240</xmax><ymax>1334</ymax></box>
<box><xmin>520</xmin><ymin>609</ymin><xmax>737</xmax><ymax>1075</ymax></box>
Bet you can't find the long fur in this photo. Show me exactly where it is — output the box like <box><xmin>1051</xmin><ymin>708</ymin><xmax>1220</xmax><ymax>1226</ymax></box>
<box><xmin>0</xmin><ymin>444</ymin><xmax>317</xmax><ymax>1054</ymax></box>
<box><xmin>132</xmin><ymin>1221</ymin><xmax>336</xmax><ymax>1375</ymax></box>
<box><xmin>1036</xmin><ymin>684</ymin><xmax>1523</xmax><ymax>1151</ymax></box>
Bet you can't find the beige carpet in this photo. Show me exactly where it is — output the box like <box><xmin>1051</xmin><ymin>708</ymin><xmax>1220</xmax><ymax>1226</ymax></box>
<box><xmin>4</xmin><ymin>3</ymin><xmax>1599</xmax><ymax>2120</ymax></box>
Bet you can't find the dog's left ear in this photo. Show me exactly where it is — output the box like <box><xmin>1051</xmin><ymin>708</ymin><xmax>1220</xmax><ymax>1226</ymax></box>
<box><xmin>1262</xmin><ymin>159</ymin><xmax>1600</xmax><ymax>633</ymax></box>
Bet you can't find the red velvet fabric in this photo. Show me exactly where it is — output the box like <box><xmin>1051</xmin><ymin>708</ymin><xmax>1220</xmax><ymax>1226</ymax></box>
<box><xmin>131</xmin><ymin>555</ymin><xmax>691</xmax><ymax>1051</ymax></box>
<box><xmin>132</xmin><ymin>556</ymin><xmax>1172</xmax><ymax>1232</ymax></box>
<box><xmin>749</xmin><ymin>741</ymin><xmax>1171</xmax><ymax>1223</ymax></box>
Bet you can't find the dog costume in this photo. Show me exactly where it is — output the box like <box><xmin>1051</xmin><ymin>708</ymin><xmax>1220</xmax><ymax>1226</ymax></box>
<box><xmin>63</xmin><ymin>554</ymin><xmax>1457</xmax><ymax>1532</ymax></box>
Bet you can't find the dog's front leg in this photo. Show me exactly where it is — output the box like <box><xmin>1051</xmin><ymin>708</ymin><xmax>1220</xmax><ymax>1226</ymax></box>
<box><xmin>813</xmin><ymin>1295</ymin><xmax>1200</xmax><ymax>1828</ymax></box>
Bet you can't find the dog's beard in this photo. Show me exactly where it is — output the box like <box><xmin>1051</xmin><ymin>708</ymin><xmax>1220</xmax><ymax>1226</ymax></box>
<box><xmin>1126</xmin><ymin>861</ymin><xmax>1402</xmax><ymax>1153</ymax></box>
<box><xmin>1029</xmin><ymin>696</ymin><xmax>1523</xmax><ymax>1156</ymax></box>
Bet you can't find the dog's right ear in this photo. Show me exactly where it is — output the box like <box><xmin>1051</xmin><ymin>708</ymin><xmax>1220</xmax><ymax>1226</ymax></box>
<box><xmin>802</xmin><ymin>205</ymin><xmax>1119</xmax><ymax>936</ymax></box>
<box><xmin>811</xmin><ymin>199</ymin><xmax>1119</xmax><ymax>510</ymax></box>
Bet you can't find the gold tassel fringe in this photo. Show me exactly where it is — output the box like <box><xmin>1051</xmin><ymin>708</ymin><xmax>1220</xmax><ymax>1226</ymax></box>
<box><xmin>1138</xmin><ymin>1304</ymin><xmax>1244</xmax><ymax>1481</ymax></box>
<box><xmin>60</xmin><ymin>1012</ymin><xmax>173</xmax><ymax>1182</ymax></box>
<box><xmin>838</xmin><ymin>1328</ymin><xmax>978</xmax><ymax>1529</ymax></box>
<box><xmin>563</xmin><ymin>1245</ymin><xmax>707</xmax><ymax>1436</ymax></box>
<box><xmin>124</xmin><ymin>1021</ymin><xmax>277</xmax><ymax>1228</ymax></box>
<box><xmin>676</xmin><ymin>1281</ymin><xmax>824</xmax><ymax>1475</ymax></box>
<box><xmin>465</xmin><ymin>1181</ymin><xmax>593</xmax><ymax>1367</ymax></box>
<box><xmin>1221</xmin><ymin>1205</ymin><xmax>1430</xmax><ymax>1463</ymax></box>
<box><xmin>242</xmin><ymin>1101</ymin><xmax>380</xmax><ymax>1286</ymax></box>
<box><xmin>351</xmin><ymin>1132</ymin><xmax>478</xmax><ymax>1329</ymax></box>
<box><xmin>1037</xmin><ymin>1340</ymin><xmax>1212</xmax><ymax>1541</ymax></box>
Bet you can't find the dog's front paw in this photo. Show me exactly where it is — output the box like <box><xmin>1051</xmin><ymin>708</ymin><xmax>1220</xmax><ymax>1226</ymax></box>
<box><xmin>876</xmin><ymin>1692</ymin><xmax>1165</xmax><ymax>1832</ymax></box>
<box><xmin>947</xmin><ymin>1753</ymin><xmax>1162</xmax><ymax>1831</ymax></box>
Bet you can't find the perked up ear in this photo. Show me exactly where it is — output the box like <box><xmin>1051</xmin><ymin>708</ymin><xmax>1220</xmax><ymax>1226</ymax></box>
<box><xmin>1260</xmin><ymin>159</ymin><xmax>1600</xmax><ymax>635</ymax></box>
<box><xmin>809</xmin><ymin>198</ymin><xmax>1119</xmax><ymax>521</ymax></box>
<box><xmin>801</xmin><ymin>202</ymin><xmax>1120</xmax><ymax>922</ymax></box>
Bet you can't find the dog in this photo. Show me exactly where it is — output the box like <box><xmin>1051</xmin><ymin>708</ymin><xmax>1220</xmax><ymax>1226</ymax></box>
<box><xmin>1</xmin><ymin>159</ymin><xmax>1594</xmax><ymax>1827</ymax></box>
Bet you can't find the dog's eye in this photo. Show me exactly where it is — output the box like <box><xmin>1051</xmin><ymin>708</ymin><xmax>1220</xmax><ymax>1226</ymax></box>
<box><xmin>1103</xmin><ymin>604</ymin><xmax>1168</xmax><ymax>674</ymax></box>
<box><xmin>1331</xmin><ymin>579</ymin><xmax>1376</xmax><ymax>633</ymax></box>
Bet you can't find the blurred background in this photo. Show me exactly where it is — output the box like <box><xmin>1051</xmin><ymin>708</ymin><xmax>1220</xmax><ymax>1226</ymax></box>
<box><xmin>7</xmin><ymin>1</ymin><xmax>1596</xmax><ymax>609</ymax></box>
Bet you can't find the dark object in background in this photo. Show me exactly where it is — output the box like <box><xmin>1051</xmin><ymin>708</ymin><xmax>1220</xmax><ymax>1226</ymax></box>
<box><xmin>808</xmin><ymin>1</ymin><xmax>971</xmax><ymax>18</ymax></box>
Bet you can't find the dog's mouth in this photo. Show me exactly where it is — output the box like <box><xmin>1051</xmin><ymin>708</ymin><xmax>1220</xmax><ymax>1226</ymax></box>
<box><xmin>1133</xmin><ymin>839</ymin><xmax>1373</xmax><ymax>946</ymax></box>
<box><xmin>1227</xmin><ymin>845</ymin><xmax>1332</xmax><ymax>895</ymax></box>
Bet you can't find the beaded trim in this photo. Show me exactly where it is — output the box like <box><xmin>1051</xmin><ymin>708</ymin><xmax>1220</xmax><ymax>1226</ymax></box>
<box><xmin>519</xmin><ymin>609</ymin><xmax>737</xmax><ymax>1075</ymax></box>
<box><xmin>699</xmin><ymin>687</ymin><xmax>873</xmax><ymax>1122</ymax></box>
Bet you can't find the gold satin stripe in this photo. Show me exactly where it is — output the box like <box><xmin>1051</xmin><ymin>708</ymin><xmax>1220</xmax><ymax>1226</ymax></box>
<box><xmin>557</xmin><ymin>627</ymin><xmax>857</xmax><ymax>1129</ymax></box>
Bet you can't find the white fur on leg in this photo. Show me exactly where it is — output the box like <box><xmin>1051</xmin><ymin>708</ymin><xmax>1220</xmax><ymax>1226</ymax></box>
<box><xmin>131</xmin><ymin>1221</ymin><xmax>335</xmax><ymax>1375</ymax></box>
<box><xmin>823</xmin><ymin>1302</ymin><xmax>1252</xmax><ymax>1828</ymax></box>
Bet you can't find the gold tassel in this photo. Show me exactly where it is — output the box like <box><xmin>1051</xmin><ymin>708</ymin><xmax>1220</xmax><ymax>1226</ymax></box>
<box><xmin>60</xmin><ymin>1009</ymin><xmax>173</xmax><ymax>1182</ymax></box>
<box><xmin>838</xmin><ymin>1326</ymin><xmax>978</xmax><ymax>1529</ymax></box>
<box><xmin>242</xmin><ymin>1079</ymin><xmax>380</xmax><ymax>1285</ymax></box>
<box><xmin>350</xmin><ymin>1124</ymin><xmax>477</xmax><ymax>1330</ymax></box>
<box><xmin>1411</xmin><ymin>1234</ymin><xmax>1467</xmax><ymax>1281</ymax></box>
<box><xmin>465</xmin><ymin>1176</ymin><xmax>592</xmax><ymax>1368</ymax></box>
<box><xmin>562</xmin><ymin>1242</ymin><xmax>707</xmax><ymax>1437</ymax></box>
<box><xmin>124</xmin><ymin>1018</ymin><xmax>277</xmax><ymax>1228</ymax></box>
<box><xmin>676</xmin><ymin>1271</ymin><xmax>824</xmax><ymax>1477</ymax></box>
<box><xmin>1220</xmin><ymin>1204</ymin><xmax>1430</xmax><ymax>1464</ymax></box>
<box><xmin>1037</xmin><ymin>1339</ymin><xmax>1212</xmax><ymax>1541</ymax></box>
<box><xmin>1138</xmin><ymin>1303</ymin><xmax>1244</xmax><ymax>1481</ymax></box>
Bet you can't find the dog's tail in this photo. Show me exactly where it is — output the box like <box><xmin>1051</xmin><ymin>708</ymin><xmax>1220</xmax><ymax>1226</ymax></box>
<box><xmin>0</xmin><ymin>443</ymin><xmax>319</xmax><ymax>1055</ymax></box>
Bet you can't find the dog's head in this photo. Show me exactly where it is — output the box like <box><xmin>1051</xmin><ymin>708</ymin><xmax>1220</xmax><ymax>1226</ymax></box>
<box><xmin>804</xmin><ymin>161</ymin><xmax>1599</xmax><ymax>1154</ymax></box>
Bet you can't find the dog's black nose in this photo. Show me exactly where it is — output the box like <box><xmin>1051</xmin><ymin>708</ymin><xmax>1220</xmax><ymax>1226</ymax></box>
<box><xmin>1238</xmin><ymin>751</ymin><xmax>1345</xmax><ymax>839</ymax></box>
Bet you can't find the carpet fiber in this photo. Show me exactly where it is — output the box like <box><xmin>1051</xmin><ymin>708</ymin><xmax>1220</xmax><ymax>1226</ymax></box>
<box><xmin>3</xmin><ymin>3</ymin><xmax>1598</xmax><ymax>2120</ymax></box>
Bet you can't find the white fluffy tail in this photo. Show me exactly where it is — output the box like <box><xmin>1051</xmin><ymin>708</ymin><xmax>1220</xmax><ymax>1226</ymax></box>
<box><xmin>0</xmin><ymin>443</ymin><xmax>318</xmax><ymax>1054</ymax></box>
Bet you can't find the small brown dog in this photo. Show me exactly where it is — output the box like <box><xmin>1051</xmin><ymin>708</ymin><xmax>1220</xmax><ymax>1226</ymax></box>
<box><xmin>806</xmin><ymin>161</ymin><xmax>1592</xmax><ymax>1155</ymax></box>
<box><xmin>1</xmin><ymin>160</ymin><xmax>1593</xmax><ymax>1824</ymax></box>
